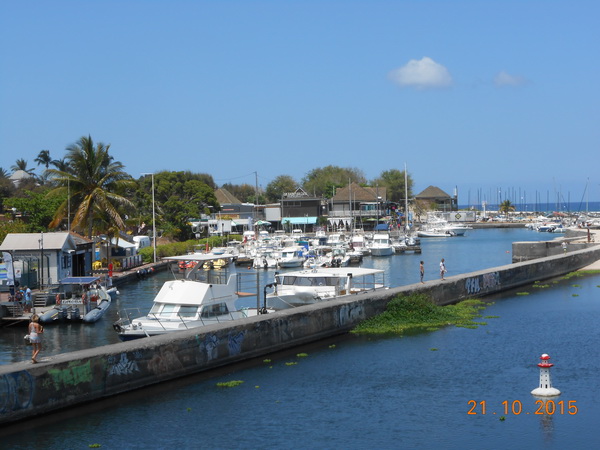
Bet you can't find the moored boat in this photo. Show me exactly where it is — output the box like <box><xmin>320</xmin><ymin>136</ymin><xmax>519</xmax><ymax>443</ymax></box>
<box><xmin>265</xmin><ymin>266</ymin><xmax>387</xmax><ymax>310</ymax></box>
<box><xmin>113</xmin><ymin>254</ymin><xmax>271</xmax><ymax>340</ymax></box>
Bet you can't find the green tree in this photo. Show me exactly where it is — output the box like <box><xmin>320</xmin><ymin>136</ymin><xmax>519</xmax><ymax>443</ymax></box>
<box><xmin>372</xmin><ymin>169</ymin><xmax>413</xmax><ymax>204</ymax></box>
<box><xmin>34</xmin><ymin>150</ymin><xmax>53</xmax><ymax>169</ymax></box>
<box><xmin>10</xmin><ymin>158</ymin><xmax>35</xmax><ymax>175</ymax></box>
<box><xmin>46</xmin><ymin>135</ymin><xmax>135</xmax><ymax>237</ymax></box>
<box><xmin>136</xmin><ymin>171</ymin><xmax>219</xmax><ymax>241</ymax></box>
<box><xmin>499</xmin><ymin>199</ymin><xmax>515</xmax><ymax>219</ymax></box>
<box><xmin>301</xmin><ymin>166</ymin><xmax>366</xmax><ymax>198</ymax></box>
<box><xmin>0</xmin><ymin>220</ymin><xmax>28</xmax><ymax>244</ymax></box>
<box><xmin>3</xmin><ymin>189</ymin><xmax>65</xmax><ymax>232</ymax></box>
<box><xmin>265</xmin><ymin>175</ymin><xmax>297</xmax><ymax>202</ymax></box>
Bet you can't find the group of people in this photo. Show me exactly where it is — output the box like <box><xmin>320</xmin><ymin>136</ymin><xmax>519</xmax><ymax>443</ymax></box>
<box><xmin>9</xmin><ymin>285</ymin><xmax>33</xmax><ymax>312</ymax></box>
<box><xmin>419</xmin><ymin>258</ymin><xmax>447</xmax><ymax>283</ymax></box>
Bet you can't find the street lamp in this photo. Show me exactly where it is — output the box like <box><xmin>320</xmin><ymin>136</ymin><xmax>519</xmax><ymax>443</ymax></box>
<box><xmin>142</xmin><ymin>173</ymin><xmax>157</xmax><ymax>263</ymax></box>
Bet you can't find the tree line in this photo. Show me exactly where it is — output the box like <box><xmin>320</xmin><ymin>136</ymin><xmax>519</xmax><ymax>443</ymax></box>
<box><xmin>1</xmin><ymin>135</ymin><xmax>413</xmax><ymax>243</ymax></box>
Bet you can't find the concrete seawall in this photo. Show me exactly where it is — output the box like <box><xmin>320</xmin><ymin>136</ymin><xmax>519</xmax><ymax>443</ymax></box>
<box><xmin>2</xmin><ymin>244</ymin><xmax>600</xmax><ymax>425</ymax></box>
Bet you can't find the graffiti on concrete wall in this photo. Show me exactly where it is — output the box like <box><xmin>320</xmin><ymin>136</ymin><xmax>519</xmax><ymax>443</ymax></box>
<box><xmin>147</xmin><ymin>345</ymin><xmax>184</xmax><ymax>374</ymax></box>
<box><xmin>200</xmin><ymin>334</ymin><xmax>220</xmax><ymax>362</ymax></box>
<box><xmin>228</xmin><ymin>331</ymin><xmax>246</xmax><ymax>356</ymax></box>
<box><xmin>337</xmin><ymin>303</ymin><xmax>365</xmax><ymax>327</ymax></box>
<box><xmin>108</xmin><ymin>353</ymin><xmax>140</xmax><ymax>377</ymax></box>
<box><xmin>0</xmin><ymin>371</ymin><xmax>34</xmax><ymax>414</ymax></box>
<box><xmin>47</xmin><ymin>361</ymin><xmax>93</xmax><ymax>388</ymax></box>
<box><xmin>465</xmin><ymin>272</ymin><xmax>501</xmax><ymax>295</ymax></box>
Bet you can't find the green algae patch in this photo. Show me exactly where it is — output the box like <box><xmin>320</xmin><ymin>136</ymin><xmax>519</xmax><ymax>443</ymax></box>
<box><xmin>216</xmin><ymin>380</ymin><xmax>244</xmax><ymax>388</ymax></box>
<box><xmin>516</xmin><ymin>292</ymin><xmax>529</xmax><ymax>296</ymax></box>
<box><xmin>296</xmin><ymin>353</ymin><xmax>308</xmax><ymax>358</ymax></box>
<box><xmin>351</xmin><ymin>293</ymin><xmax>487</xmax><ymax>335</ymax></box>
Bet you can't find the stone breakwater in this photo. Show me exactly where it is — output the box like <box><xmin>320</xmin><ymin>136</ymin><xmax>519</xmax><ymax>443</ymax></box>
<box><xmin>1</xmin><ymin>244</ymin><xmax>600</xmax><ymax>426</ymax></box>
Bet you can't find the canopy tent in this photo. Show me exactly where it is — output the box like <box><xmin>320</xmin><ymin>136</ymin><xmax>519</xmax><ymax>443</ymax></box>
<box><xmin>374</xmin><ymin>224</ymin><xmax>390</xmax><ymax>231</ymax></box>
<box><xmin>254</xmin><ymin>220</ymin><xmax>271</xmax><ymax>226</ymax></box>
<box><xmin>281</xmin><ymin>217</ymin><xmax>318</xmax><ymax>225</ymax></box>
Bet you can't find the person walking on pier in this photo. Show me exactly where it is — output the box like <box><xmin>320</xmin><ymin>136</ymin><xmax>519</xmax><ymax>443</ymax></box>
<box><xmin>420</xmin><ymin>261</ymin><xmax>425</xmax><ymax>283</ymax></box>
<box><xmin>28</xmin><ymin>314</ymin><xmax>43</xmax><ymax>363</ymax></box>
<box><xmin>440</xmin><ymin>258</ymin><xmax>447</xmax><ymax>281</ymax></box>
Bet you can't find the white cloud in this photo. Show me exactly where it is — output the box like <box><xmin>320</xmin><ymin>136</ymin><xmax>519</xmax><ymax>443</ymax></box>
<box><xmin>389</xmin><ymin>57</ymin><xmax>453</xmax><ymax>90</ymax></box>
<box><xmin>494</xmin><ymin>70</ymin><xmax>527</xmax><ymax>87</ymax></box>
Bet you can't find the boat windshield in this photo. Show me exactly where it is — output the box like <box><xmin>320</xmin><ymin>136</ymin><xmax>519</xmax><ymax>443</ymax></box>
<box><xmin>279</xmin><ymin>276</ymin><xmax>342</xmax><ymax>287</ymax></box>
<box><xmin>200</xmin><ymin>302</ymin><xmax>230</xmax><ymax>318</ymax></box>
<box><xmin>178</xmin><ymin>306</ymin><xmax>199</xmax><ymax>318</ymax></box>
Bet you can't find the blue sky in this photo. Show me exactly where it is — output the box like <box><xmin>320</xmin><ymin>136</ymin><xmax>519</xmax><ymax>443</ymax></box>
<box><xmin>1</xmin><ymin>1</ymin><xmax>598</xmax><ymax>207</ymax></box>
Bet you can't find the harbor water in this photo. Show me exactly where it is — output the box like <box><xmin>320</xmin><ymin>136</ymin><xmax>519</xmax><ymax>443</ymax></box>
<box><xmin>2</xmin><ymin>228</ymin><xmax>600</xmax><ymax>449</ymax></box>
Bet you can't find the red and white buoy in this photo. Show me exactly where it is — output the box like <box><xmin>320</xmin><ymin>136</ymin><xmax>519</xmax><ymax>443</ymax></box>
<box><xmin>531</xmin><ymin>353</ymin><xmax>561</xmax><ymax>397</ymax></box>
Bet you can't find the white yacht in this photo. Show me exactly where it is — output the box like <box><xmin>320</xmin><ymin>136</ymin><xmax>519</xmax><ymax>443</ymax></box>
<box><xmin>369</xmin><ymin>233</ymin><xmax>394</xmax><ymax>256</ymax></box>
<box><xmin>265</xmin><ymin>266</ymin><xmax>387</xmax><ymax>310</ymax></box>
<box><xmin>113</xmin><ymin>254</ymin><xmax>268</xmax><ymax>340</ymax></box>
<box><xmin>277</xmin><ymin>246</ymin><xmax>306</xmax><ymax>268</ymax></box>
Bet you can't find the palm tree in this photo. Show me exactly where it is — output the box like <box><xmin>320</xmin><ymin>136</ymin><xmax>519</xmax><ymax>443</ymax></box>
<box><xmin>10</xmin><ymin>158</ymin><xmax>35</xmax><ymax>175</ymax></box>
<box><xmin>499</xmin><ymin>199</ymin><xmax>515</xmax><ymax>220</ymax></box>
<box><xmin>0</xmin><ymin>167</ymin><xmax>9</xmax><ymax>179</ymax></box>
<box><xmin>34</xmin><ymin>150</ymin><xmax>53</xmax><ymax>169</ymax></box>
<box><xmin>46</xmin><ymin>135</ymin><xmax>136</xmax><ymax>238</ymax></box>
<box><xmin>50</xmin><ymin>157</ymin><xmax>71</xmax><ymax>173</ymax></box>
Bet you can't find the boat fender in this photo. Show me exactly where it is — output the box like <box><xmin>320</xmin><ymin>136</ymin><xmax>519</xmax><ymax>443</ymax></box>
<box><xmin>113</xmin><ymin>323</ymin><xmax>122</xmax><ymax>332</ymax></box>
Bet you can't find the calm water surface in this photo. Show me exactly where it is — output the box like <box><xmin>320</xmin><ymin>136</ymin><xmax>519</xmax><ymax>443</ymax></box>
<box><xmin>2</xmin><ymin>228</ymin><xmax>599</xmax><ymax>449</ymax></box>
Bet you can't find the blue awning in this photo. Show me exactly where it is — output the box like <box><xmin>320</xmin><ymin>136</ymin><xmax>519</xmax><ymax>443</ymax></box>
<box><xmin>374</xmin><ymin>224</ymin><xmax>389</xmax><ymax>231</ymax></box>
<box><xmin>281</xmin><ymin>217</ymin><xmax>318</xmax><ymax>225</ymax></box>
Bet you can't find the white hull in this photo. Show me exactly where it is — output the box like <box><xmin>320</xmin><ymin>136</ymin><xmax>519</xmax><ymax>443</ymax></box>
<box><xmin>266</xmin><ymin>267</ymin><xmax>387</xmax><ymax>310</ymax></box>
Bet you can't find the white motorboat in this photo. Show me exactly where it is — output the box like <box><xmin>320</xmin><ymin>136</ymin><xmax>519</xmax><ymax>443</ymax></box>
<box><xmin>417</xmin><ymin>229</ymin><xmax>455</xmax><ymax>237</ymax></box>
<box><xmin>369</xmin><ymin>233</ymin><xmax>394</xmax><ymax>256</ymax></box>
<box><xmin>277</xmin><ymin>246</ymin><xmax>306</xmax><ymax>268</ymax></box>
<box><xmin>39</xmin><ymin>276</ymin><xmax>112</xmax><ymax>324</ymax></box>
<box><xmin>265</xmin><ymin>266</ymin><xmax>387</xmax><ymax>310</ymax></box>
<box><xmin>113</xmin><ymin>254</ymin><xmax>269</xmax><ymax>340</ymax></box>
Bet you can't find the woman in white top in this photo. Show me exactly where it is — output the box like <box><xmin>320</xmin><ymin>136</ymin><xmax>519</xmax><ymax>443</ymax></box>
<box><xmin>28</xmin><ymin>314</ymin><xmax>43</xmax><ymax>363</ymax></box>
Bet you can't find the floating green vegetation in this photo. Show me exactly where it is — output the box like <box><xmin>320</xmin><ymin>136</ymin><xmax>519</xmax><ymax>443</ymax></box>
<box><xmin>351</xmin><ymin>293</ymin><xmax>487</xmax><ymax>335</ymax></box>
<box><xmin>563</xmin><ymin>270</ymin><xmax>600</xmax><ymax>279</ymax></box>
<box><xmin>430</xmin><ymin>348</ymin><xmax>438</xmax><ymax>351</ymax></box>
<box><xmin>89</xmin><ymin>445</ymin><xmax>101</xmax><ymax>449</ymax></box>
<box><xmin>532</xmin><ymin>284</ymin><xmax>550</xmax><ymax>289</ymax></box>
<box><xmin>499</xmin><ymin>416</ymin><xmax>506</xmax><ymax>422</ymax></box>
<box><xmin>187</xmin><ymin>407</ymin><xmax>192</xmax><ymax>412</ymax></box>
<box><xmin>328</xmin><ymin>344</ymin><xmax>336</xmax><ymax>349</ymax></box>
<box><xmin>516</xmin><ymin>292</ymin><xmax>530</xmax><ymax>296</ymax></box>
<box><xmin>572</xmin><ymin>294</ymin><xmax>579</xmax><ymax>297</ymax></box>
<box><xmin>296</xmin><ymin>353</ymin><xmax>308</xmax><ymax>358</ymax></box>
<box><xmin>216</xmin><ymin>380</ymin><xmax>244</xmax><ymax>388</ymax></box>
<box><xmin>263</xmin><ymin>359</ymin><xmax>271</xmax><ymax>363</ymax></box>
<box><xmin>285</xmin><ymin>362</ymin><xmax>298</xmax><ymax>366</ymax></box>
<box><xmin>572</xmin><ymin>284</ymin><xmax>581</xmax><ymax>288</ymax></box>
<box><xmin>484</xmin><ymin>315</ymin><xmax>500</xmax><ymax>319</ymax></box>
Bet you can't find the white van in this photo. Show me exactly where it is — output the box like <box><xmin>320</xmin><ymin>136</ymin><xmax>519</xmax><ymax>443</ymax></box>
<box><xmin>132</xmin><ymin>236</ymin><xmax>151</xmax><ymax>250</ymax></box>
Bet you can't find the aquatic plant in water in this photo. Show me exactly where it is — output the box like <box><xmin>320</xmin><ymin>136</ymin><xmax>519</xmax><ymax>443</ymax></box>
<box><xmin>351</xmin><ymin>293</ymin><xmax>487</xmax><ymax>335</ymax></box>
<box><xmin>296</xmin><ymin>353</ymin><xmax>308</xmax><ymax>358</ymax></box>
<box><xmin>216</xmin><ymin>380</ymin><xmax>244</xmax><ymax>388</ymax></box>
<box><xmin>516</xmin><ymin>292</ymin><xmax>530</xmax><ymax>295</ymax></box>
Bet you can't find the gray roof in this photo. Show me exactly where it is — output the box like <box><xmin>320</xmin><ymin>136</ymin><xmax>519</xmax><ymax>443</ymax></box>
<box><xmin>333</xmin><ymin>183</ymin><xmax>387</xmax><ymax>202</ymax></box>
<box><xmin>415</xmin><ymin>185</ymin><xmax>451</xmax><ymax>199</ymax></box>
<box><xmin>215</xmin><ymin>188</ymin><xmax>242</xmax><ymax>205</ymax></box>
<box><xmin>0</xmin><ymin>232</ymin><xmax>76</xmax><ymax>252</ymax></box>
